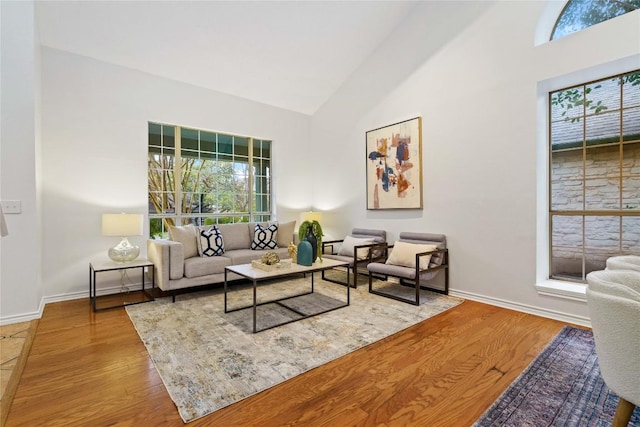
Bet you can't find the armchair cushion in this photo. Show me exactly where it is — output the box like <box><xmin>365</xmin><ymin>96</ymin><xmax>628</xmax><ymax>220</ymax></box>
<box><xmin>386</xmin><ymin>241</ymin><xmax>437</xmax><ymax>270</ymax></box>
<box><xmin>337</xmin><ymin>235</ymin><xmax>376</xmax><ymax>260</ymax></box>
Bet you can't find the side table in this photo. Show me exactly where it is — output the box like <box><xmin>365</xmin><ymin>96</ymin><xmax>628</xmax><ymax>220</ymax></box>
<box><xmin>89</xmin><ymin>258</ymin><xmax>155</xmax><ymax>311</ymax></box>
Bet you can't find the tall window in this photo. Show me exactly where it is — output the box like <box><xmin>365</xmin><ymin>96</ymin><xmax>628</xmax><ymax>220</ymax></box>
<box><xmin>148</xmin><ymin>123</ymin><xmax>272</xmax><ymax>238</ymax></box>
<box><xmin>551</xmin><ymin>0</ymin><xmax>640</xmax><ymax>40</ymax></box>
<box><xmin>549</xmin><ymin>70</ymin><xmax>640</xmax><ymax>281</ymax></box>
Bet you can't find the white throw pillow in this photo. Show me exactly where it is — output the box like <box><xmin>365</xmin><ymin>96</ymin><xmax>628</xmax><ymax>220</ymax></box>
<box><xmin>251</xmin><ymin>223</ymin><xmax>278</xmax><ymax>250</ymax></box>
<box><xmin>385</xmin><ymin>241</ymin><xmax>437</xmax><ymax>270</ymax></box>
<box><xmin>337</xmin><ymin>235</ymin><xmax>376</xmax><ymax>260</ymax></box>
<box><xmin>168</xmin><ymin>225</ymin><xmax>198</xmax><ymax>259</ymax></box>
<box><xmin>197</xmin><ymin>226</ymin><xmax>225</xmax><ymax>257</ymax></box>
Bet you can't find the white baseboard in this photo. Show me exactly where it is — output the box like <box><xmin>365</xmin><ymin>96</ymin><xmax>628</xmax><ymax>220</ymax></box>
<box><xmin>449</xmin><ymin>289</ymin><xmax>591</xmax><ymax>328</ymax></box>
<box><xmin>2</xmin><ymin>284</ymin><xmax>590</xmax><ymax>328</ymax></box>
<box><xmin>1</xmin><ymin>283</ymin><xmax>146</xmax><ymax>326</ymax></box>
<box><xmin>0</xmin><ymin>298</ymin><xmax>45</xmax><ymax>326</ymax></box>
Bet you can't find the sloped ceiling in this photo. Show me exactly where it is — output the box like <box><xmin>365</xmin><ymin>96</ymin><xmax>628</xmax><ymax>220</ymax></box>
<box><xmin>35</xmin><ymin>1</ymin><xmax>417</xmax><ymax>115</ymax></box>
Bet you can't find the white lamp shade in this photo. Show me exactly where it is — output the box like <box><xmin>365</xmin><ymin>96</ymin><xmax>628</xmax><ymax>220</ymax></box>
<box><xmin>102</xmin><ymin>213</ymin><xmax>143</xmax><ymax>237</ymax></box>
<box><xmin>301</xmin><ymin>211</ymin><xmax>322</xmax><ymax>223</ymax></box>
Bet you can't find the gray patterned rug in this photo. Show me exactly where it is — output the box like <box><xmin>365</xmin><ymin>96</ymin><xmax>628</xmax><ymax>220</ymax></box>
<box><xmin>474</xmin><ymin>326</ymin><xmax>640</xmax><ymax>427</ymax></box>
<box><xmin>126</xmin><ymin>272</ymin><xmax>463</xmax><ymax>423</ymax></box>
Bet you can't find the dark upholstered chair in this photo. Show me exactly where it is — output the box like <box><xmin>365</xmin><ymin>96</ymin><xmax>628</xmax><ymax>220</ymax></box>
<box><xmin>367</xmin><ymin>232</ymin><xmax>448</xmax><ymax>305</ymax></box>
<box><xmin>321</xmin><ymin>228</ymin><xmax>387</xmax><ymax>288</ymax></box>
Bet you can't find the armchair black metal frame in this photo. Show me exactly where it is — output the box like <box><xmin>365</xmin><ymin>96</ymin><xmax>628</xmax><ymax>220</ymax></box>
<box><xmin>321</xmin><ymin>228</ymin><xmax>388</xmax><ymax>288</ymax></box>
<box><xmin>367</xmin><ymin>232</ymin><xmax>449</xmax><ymax>305</ymax></box>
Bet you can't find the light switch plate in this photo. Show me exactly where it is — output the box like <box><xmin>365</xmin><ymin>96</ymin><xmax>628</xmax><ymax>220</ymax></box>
<box><xmin>1</xmin><ymin>200</ymin><xmax>21</xmax><ymax>214</ymax></box>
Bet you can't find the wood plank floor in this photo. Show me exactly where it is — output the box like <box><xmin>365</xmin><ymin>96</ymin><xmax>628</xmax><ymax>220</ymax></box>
<box><xmin>4</xmin><ymin>296</ymin><xmax>569</xmax><ymax>426</ymax></box>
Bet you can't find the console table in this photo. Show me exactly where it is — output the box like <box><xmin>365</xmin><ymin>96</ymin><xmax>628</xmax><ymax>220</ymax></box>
<box><xmin>89</xmin><ymin>259</ymin><xmax>155</xmax><ymax>311</ymax></box>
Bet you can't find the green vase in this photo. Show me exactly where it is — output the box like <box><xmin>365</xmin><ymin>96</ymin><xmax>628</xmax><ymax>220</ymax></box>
<box><xmin>297</xmin><ymin>240</ymin><xmax>313</xmax><ymax>266</ymax></box>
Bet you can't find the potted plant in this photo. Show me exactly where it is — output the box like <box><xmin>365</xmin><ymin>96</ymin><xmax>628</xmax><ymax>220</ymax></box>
<box><xmin>298</xmin><ymin>220</ymin><xmax>324</xmax><ymax>262</ymax></box>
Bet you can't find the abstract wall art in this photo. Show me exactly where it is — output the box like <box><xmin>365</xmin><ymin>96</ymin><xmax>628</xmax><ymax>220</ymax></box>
<box><xmin>366</xmin><ymin>117</ymin><xmax>423</xmax><ymax>210</ymax></box>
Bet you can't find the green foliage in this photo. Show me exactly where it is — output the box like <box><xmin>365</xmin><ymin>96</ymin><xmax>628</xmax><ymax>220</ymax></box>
<box><xmin>203</xmin><ymin>216</ymin><xmax>243</xmax><ymax>225</ymax></box>
<box><xmin>298</xmin><ymin>220</ymin><xmax>324</xmax><ymax>260</ymax></box>
<box><xmin>553</xmin><ymin>0</ymin><xmax>640</xmax><ymax>40</ymax></box>
<box><xmin>550</xmin><ymin>84</ymin><xmax>607</xmax><ymax>123</ymax></box>
<box><xmin>149</xmin><ymin>218</ymin><xmax>166</xmax><ymax>239</ymax></box>
<box><xmin>550</xmin><ymin>71</ymin><xmax>640</xmax><ymax>124</ymax></box>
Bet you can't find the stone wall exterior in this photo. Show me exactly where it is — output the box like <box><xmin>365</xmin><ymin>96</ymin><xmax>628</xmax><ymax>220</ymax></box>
<box><xmin>551</xmin><ymin>142</ymin><xmax>640</xmax><ymax>278</ymax></box>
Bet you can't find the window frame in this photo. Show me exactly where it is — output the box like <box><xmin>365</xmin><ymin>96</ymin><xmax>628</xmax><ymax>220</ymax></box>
<box><xmin>550</xmin><ymin>0</ymin><xmax>640</xmax><ymax>41</ymax></box>
<box><xmin>547</xmin><ymin>70</ymin><xmax>640</xmax><ymax>283</ymax></box>
<box><xmin>148</xmin><ymin>122</ymin><xmax>273</xmax><ymax>238</ymax></box>
<box><xmin>535</xmin><ymin>55</ymin><xmax>640</xmax><ymax>302</ymax></box>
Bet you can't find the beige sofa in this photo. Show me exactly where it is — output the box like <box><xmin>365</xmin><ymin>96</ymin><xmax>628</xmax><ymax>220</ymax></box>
<box><xmin>147</xmin><ymin>221</ymin><xmax>296</xmax><ymax>292</ymax></box>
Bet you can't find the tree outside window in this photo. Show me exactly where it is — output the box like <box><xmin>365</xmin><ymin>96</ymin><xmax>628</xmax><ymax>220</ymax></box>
<box><xmin>148</xmin><ymin>123</ymin><xmax>272</xmax><ymax>238</ymax></box>
<box><xmin>551</xmin><ymin>0</ymin><xmax>640</xmax><ymax>40</ymax></box>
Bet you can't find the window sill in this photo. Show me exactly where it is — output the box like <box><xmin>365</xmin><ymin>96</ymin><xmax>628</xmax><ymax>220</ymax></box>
<box><xmin>535</xmin><ymin>279</ymin><xmax>587</xmax><ymax>303</ymax></box>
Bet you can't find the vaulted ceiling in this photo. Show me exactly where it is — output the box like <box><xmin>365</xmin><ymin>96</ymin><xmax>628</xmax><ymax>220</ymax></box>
<box><xmin>35</xmin><ymin>1</ymin><xmax>418</xmax><ymax>115</ymax></box>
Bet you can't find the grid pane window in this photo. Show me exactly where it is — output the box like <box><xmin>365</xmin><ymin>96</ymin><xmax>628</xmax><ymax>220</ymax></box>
<box><xmin>148</xmin><ymin>123</ymin><xmax>272</xmax><ymax>238</ymax></box>
<box><xmin>549</xmin><ymin>69</ymin><xmax>640</xmax><ymax>281</ymax></box>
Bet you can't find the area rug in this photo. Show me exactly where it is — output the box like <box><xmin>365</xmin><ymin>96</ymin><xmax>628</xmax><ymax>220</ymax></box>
<box><xmin>474</xmin><ymin>326</ymin><xmax>640</xmax><ymax>427</ymax></box>
<box><xmin>125</xmin><ymin>273</ymin><xmax>462</xmax><ymax>423</ymax></box>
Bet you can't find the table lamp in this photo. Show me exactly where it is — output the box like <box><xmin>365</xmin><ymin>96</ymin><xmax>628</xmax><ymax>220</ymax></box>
<box><xmin>102</xmin><ymin>213</ymin><xmax>143</xmax><ymax>262</ymax></box>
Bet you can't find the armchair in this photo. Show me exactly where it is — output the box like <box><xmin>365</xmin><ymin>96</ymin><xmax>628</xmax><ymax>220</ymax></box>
<box><xmin>321</xmin><ymin>228</ymin><xmax>387</xmax><ymax>288</ymax></box>
<box><xmin>606</xmin><ymin>255</ymin><xmax>640</xmax><ymax>272</ymax></box>
<box><xmin>367</xmin><ymin>232</ymin><xmax>448</xmax><ymax>305</ymax></box>
<box><xmin>585</xmin><ymin>269</ymin><xmax>640</xmax><ymax>427</ymax></box>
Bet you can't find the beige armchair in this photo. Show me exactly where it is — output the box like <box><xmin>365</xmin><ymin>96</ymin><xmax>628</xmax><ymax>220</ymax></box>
<box><xmin>585</xmin><ymin>269</ymin><xmax>640</xmax><ymax>427</ymax></box>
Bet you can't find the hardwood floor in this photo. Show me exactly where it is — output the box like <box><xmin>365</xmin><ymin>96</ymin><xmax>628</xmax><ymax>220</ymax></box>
<box><xmin>5</xmin><ymin>297</ymin><xmax>568</xmax><ymax>426</ymax></box>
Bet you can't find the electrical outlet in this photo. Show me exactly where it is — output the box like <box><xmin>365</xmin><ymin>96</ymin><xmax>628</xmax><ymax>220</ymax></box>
<box><xmin>1</xmin><ymin>200</ymin><xmax>21</xmax><ymax>214</ymax></box>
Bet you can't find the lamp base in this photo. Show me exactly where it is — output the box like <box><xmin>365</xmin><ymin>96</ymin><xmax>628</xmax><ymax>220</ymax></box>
<box><xmin>108</xmin><ymin>237</ymin><xmax>140</xmax><ymax>263</ymax></box>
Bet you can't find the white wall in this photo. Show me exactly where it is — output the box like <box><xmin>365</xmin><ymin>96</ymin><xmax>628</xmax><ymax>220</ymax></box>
<box><xmin>2</xmin><ymin>1</ymin><xmax>639</xmax><ymax>325</ymax></box>
<box><xmin>310</xmin><ymin>1</ymin><xmax>640</xmax><ymax>324</ymax></box>
<box><xmin>0</xmin><ymin>46</ymin><xmax>312</xmax><ymax>321</ymax></box>
<box><xmin>1</xmin><ymin>0</ymin><xmax>43</xmax><ymax>323</ymax></box>
<box><xmin>40</xmin><ymin>47</ymin><xmax>313</xmax><ymax>302</ymax></box>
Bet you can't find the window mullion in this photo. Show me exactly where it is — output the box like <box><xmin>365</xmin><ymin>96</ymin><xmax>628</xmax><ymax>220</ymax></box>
<box><xmin>174</xmin><ymin>126</ymin><xmax>183</xmax><ymax>226</ymax></box>
<box><xmin>248</xmin><ymin>138</ymin><xmax>255</xmax><ymax>221</ymax></box>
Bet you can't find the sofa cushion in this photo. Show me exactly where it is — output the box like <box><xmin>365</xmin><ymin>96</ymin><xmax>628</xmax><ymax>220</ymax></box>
<box><xmin>168</xmin><ymin>225</ymin><xmax>198</xmax><ymax>259</ymax></box>
<box><xmin>251</xmin><ymin>223</ymin><xmax>278</xmax><ymax>249</ymax></box>
<box><xmin>216</xmin><ymin>223</ymin><xmax>251</xmax><ymax>250</ymax></box>
<box><xmin>276</xmin><ymin>220</ymin><xmax>296</xmax><ymax>248</ymax></box>
<box><xmin>184</xmin><ymin>255</ymin><xmax>232</xmax><ymax>278</ymax></box>
<box><xmin>386</xmin><ymin>241</ymin><xmax>437</xmax><ymax>270</ymax></box>
<box><xmin>224</xmin><ymin>248</ymin><xmax>290</xmax><ymax>265</ymax></box>
<box><xmin>197</xmin><ymin>226</ymin><xmax>225</xmax><ymax>257</ymax></box>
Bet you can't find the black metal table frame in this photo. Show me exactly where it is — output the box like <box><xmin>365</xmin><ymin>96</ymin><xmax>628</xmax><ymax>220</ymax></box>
<box><xmin>89</xmin><ymin>261</ymin><xmax>155</xmax><ymax>312</ymax></box>
<box><xmin>224</xmin><ymin>262</ymin><xmax>350</xmax><ymax>333</ymax></box>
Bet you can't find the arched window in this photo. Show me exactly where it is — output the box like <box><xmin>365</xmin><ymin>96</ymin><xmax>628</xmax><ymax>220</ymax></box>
<box><xmin>551</xmin><ymin>0</ymin><xmax>640</xmax><ymax>40</ymax></box>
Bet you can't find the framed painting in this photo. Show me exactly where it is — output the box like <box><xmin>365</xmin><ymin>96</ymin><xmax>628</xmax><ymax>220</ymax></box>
<box><xmin>366</xmin><ymin>117</ymin><xmax>423</xmax><ymax>210</ymax></box>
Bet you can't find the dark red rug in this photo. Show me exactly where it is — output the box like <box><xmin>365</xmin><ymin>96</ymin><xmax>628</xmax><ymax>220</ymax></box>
<box><xmin>474</xmin><ymin>326</ymin><xmax>639</xmax><ymax>426</ymax></box>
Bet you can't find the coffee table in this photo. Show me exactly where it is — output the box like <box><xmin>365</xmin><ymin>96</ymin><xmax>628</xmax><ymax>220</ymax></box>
<box><xmin>224</xmin><ymin>258</ymin><xmax>350</xmax><ymax>333</ymax></box>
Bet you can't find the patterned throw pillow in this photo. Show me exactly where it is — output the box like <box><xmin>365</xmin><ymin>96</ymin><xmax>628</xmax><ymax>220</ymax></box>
<box><xmin>251</xmin><ymin>223</ymin><xmax>278</xmax><ymax>250</ymax></box>
<box><xmin>198</xmin><ymin>226</ymin><xmax>225</xmax><ymax>257</ymax></box>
